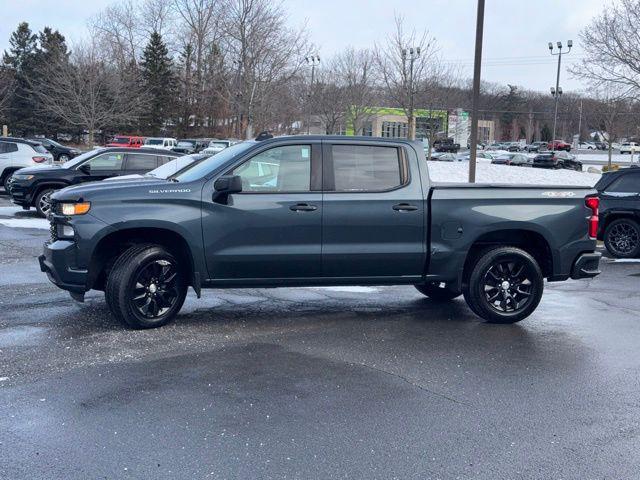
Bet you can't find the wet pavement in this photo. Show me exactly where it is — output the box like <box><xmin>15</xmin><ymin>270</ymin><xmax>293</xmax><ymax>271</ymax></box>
<box><xmin>1</xmin><ymin>194</ymin><xmax>639</xmax><ymax>479</ymax></box>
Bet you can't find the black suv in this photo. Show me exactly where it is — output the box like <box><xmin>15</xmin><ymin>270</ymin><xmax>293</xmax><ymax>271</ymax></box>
<box><xmin>8</xmin><ymin>147</ymin><xmax>179</xmax><ymax>217</ymax></box>
<box><xmin>532</xmin><ymin>151</ymin><xmax>582</xmax><ymax>170</ymax></box>
<box><xmin>595</xmin><ymin>166</ymin><xmax>640</xmax><ymax>257</ymax></box>
<box><xmin>26</xmin><ymin>137</ymin><xmax>82</xmax><ymax>163</ymax></box>
<box><xmin>172</xmin><ymin>139</ymin><xmax>211</xmax><ymax>154</ymax></box>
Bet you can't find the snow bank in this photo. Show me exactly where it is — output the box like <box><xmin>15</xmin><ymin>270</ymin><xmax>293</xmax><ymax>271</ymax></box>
<box><xmin>427</xmin><ymin>162</ymin><xmax>601</xmax><ymax>187</ymax></box>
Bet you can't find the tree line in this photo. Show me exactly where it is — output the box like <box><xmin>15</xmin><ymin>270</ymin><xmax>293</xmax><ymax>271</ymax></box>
<box><xmin>0</xmin><ymin>0</ymin><xmax>639</xmax><ymax>148</ymax></box>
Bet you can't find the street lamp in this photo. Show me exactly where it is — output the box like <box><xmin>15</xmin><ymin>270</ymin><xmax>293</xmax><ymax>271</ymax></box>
<box><xmin>401</xmin><ymin>47</ymin><xmax>420</xmax><ymax>140</ymax></box>
<box><xmin>549</xmin><ymin>40</ymin><xmax>572</xmax><ymax>153</ymax></box>
<box><xmin>305</xmin><ymin>55</ymin><xmax>320</xmax><ymax>135</ymax></box>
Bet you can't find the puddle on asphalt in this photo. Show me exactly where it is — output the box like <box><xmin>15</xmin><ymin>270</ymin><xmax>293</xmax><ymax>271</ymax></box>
<box><xmin>0</xmin><ymin>326</ymin><xmax>47</xmax><ymax>348</ymax></box>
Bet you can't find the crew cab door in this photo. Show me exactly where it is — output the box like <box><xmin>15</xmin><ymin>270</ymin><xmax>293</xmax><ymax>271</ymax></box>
<box><xmin>321</xmin><ymin>141</ymin><xmax>425</xmax><ymax>278</ymax></box>
<box><xmin>202</xmin><ymin>142</ymin><xmax>322</xmax><ymax>279</ymax></box>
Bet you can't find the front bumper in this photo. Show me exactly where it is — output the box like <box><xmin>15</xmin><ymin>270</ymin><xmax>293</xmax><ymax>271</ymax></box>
<box><xmin>39</xmin><ymin>240</ymin><xmax>89</xmax><ymax>293</ymax></box>
<box><xmin>570</xmin><ymin>252</ymin><xmax>601</xmax><ymax>279</ymax></box>
<box><xmin>7</xmin><ymin>180</ymin><xmax>34</xmax><ymax>207</ymax></box>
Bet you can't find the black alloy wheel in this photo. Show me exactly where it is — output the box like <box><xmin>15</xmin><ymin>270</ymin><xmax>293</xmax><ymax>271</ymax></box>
<box><xmin>482</xmin><ymin>260</ymin><xmax>535</xmax><ymax>314</ymax></box>
<box><xmin>130</xmin><ymin>259</ymin><xmax>181</xmax><ymax>319</ymax></box>
<box><xmin>604</xmin><ymin>219</ymin><xmax>640</xmax><ymax>258</ymax></box>
<box><xmin>463</xmin><ymin>247</ymin><xmax>544</xmax><ymax>324</ymax></box>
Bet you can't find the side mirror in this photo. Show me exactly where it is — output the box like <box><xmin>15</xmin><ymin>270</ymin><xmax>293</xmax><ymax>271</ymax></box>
<box><xmin>213</xmin><ymin>175</ymin><xmax>242</xmax><ymax>203</ymax></box>
<box><xmin>79</xmin><ymin>163</ymin><xmax>91</xmax><ymax>174</ymax></box>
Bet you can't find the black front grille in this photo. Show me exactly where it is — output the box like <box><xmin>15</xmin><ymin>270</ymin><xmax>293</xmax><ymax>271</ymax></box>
<box><xmin>49</xmin><ymin>220</ymin><xmax>58</xmax><ymax>242</ymax></box>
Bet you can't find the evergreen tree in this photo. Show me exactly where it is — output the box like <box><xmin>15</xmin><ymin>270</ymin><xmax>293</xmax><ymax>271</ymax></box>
<box><xmin>140</xmin><ymin>31</ymin><xmax>177</xmax><ymax>135</ymax></box>
<box><xmin>2</xmin><ymin>22</ymin><xmax>38</xmax><ymax>135</ymax></box>
<box><xmin>34</xmin><ymin>27</ymin><xmax>69</xmax><ymax>135</ymax></box>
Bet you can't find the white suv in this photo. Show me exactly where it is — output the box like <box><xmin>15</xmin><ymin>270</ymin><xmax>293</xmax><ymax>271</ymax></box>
<box><xmin>144</xmin><ymin>137</ymin><xmax>178</xmax><ymax>150</ymax></box>
<box><xmin>619</xmin><ymin>142</ymin><xmax>640</xmax><ymax>154</ymax></box>
<box><xmin>0</xmin><ymin>138</ymin><xmax>54</xmax><ymax>191</ymax></box>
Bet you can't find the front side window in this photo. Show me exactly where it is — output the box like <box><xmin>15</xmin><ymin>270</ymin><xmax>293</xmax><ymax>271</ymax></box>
<box><xmin>86</xmin><ymin>152</ymin><xmax>124</xmax><ymax>171</ymax></box>
<box><xmin>232</xmin><ymin>145</ymin><xmax>311</xmax><ymax>192</ymax></box>
<box><xmin>330</xmin><ymin>145</ymin><xmax>406</xmax><ymax>192</ymax></box>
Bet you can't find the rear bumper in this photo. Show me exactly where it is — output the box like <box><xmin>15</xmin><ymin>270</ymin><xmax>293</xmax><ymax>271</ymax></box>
<box><xmin>570</xmin><ymin>252</ymin><xmax>601</xmax><ymax>279</ymax></box>
<box><xmin>39</xmin><ymin>241</ymin><xmax>89</xmax><ymax>293</ymax></box>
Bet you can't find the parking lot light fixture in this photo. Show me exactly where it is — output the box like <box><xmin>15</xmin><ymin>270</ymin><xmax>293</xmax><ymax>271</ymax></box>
<box><xmin>305</xmin><ymin>55</ymin><xmax>320</xmax><ymax>135</ymax></box>
<box><xmin>549</xmin><ymin>40</ymin><xmax>572</xmax><ymax>153</ymax></box>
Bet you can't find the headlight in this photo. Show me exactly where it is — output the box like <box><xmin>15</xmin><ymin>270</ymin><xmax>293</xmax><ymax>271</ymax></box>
<box><xmin>12</xmin><ymin>174</ymin><xmax>34</xmax><ymax>181</ymax></box>
<box><xmin>61</xmin><ymin>202</ymin><xmax>91</xmax><ymax>215</ymax></box>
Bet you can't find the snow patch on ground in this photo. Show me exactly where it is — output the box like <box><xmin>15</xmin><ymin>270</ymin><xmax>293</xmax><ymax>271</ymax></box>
<box><xmin>311</xmin><ymin>286</ymin><xmax>379</xmax><ymax>293</ymax></box>
<box><xmin>603</xmin><ymin>258</ymin><xmax>640</xmax><ymax>263</ymax></box>
<box><xmin>0</xmin><ymin>218</ymin><xmax>49</xmax><ymax>230</ymax></box>
<box><xmin>428</xmin><ymin>162</ymin><xmax>601</xmax><ymax>186</ymax></box>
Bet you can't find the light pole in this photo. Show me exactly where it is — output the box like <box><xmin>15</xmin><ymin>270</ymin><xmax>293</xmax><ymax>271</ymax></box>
<box><xmin>401</xmin><ymin>47</ymin><xmax>420</xmax><ymax>140</ymax></box>
<box><xmin>305</xmin><ymin>55</ymin><xmax>320</xmax><ymax>135</ymax></box>
<box><xmin>468</xmin><ymin>0</ymin><xmax>485</xmax><ymax>183</ymax></box>
<box><xmin>549</xmin><ymin>40</ymin><xmax>572</xmax><ymax>153</ymax></box>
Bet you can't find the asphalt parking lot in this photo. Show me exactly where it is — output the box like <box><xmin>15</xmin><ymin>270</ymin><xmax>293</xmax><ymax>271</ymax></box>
<box><xmin>1</xmin><ymin>194</ymin><xmax>639</xmax><ymax>479</ymax></box>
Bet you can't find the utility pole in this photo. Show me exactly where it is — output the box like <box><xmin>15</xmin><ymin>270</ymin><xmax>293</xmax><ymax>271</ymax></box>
<box><xmin>305</xmin><ymin>55</ymin><xmax>320</xmax><ymax>135</ymax></box>
<box><xmin>468</xmin><ymin>0</ymin><xmax>485</xmax><ymax>183</ymax></box>
<box><xmin>401</xmin><ymin>47</ymin><xmax>421</xmax><ymax>140</ymax></box>
<box><xmin>577</xmin><ymin>98</ymin><xmax>583</xmax><ymax>147</ymax></box>
<box><xmin>549</xmin><ymin>40</ymin><xmax>572</xmax><ymax>153</ymax></box>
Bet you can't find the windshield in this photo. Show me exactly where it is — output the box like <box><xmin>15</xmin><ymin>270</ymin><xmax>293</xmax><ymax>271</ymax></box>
<box><xmin>177</xmin><ymin>140</ymin><xmax>196</xmax><ymax>147</ymax></box>
<box><xmin>147</xmin><ymin>153</ymin><xmax>209</xmax><ymax>179</ymax></box>
<box><xmin>111</xmin><ymin>137</ymin><xmax>130</xmax><ymax>144</ymax></box>
<box><xmin>145</xmin><ymin>139</ymin><xmax>164</xmax><ymax>145</ymax></box>
<box><xmin>171</xmin><ymin>141</ymin><xmax>256</xmax><ymax>182</ymax></box>
<box><xmin>61</xmin><ymin>149</ymin><xmax>106</xmax><ymax>169</ymax></box>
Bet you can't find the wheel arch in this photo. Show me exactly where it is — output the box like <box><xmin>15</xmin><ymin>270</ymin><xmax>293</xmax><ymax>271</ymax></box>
<box><xmin>88</xmin><ymin>226</ymin><xmax>198</xmax><ymax>293</ymax></box>
<box><xmin>32</xmin><ymin>181</ymin><xmax>70</xmax><ymax>206</ymax></box>
<box><xmin>462</xmin><ymin>229</ymin><xmax>554</xmax><ymax>283</ymax></box>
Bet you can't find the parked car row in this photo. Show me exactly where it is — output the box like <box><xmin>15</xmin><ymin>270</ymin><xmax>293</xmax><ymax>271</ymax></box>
<box><xmin>105</xmin><ymin>135</ymin><xmax>237</xmax><ymax>155</ymax></box>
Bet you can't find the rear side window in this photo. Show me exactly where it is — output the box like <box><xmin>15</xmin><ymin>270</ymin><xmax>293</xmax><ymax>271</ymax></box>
<box><xmin>32</xmin><ymin>144</ymin><xmax>49</xmax><ymax>154</ymax></box>
<box><xmin>330</xmin><ymin>145</ymin><xmax>406</xmax><ymax>192</ymax></box>
<box><xmin>606</xmin><ymin>173</ymin><xmax>640</xmax><ymax>193</ymax></box>
<box><xmin>0</xmin><ymin>142</ymin><xmax>18</xmax><ymax>153</ymax></box>
<box><xmin>126</xmin><ymin>153</ymin><xmax>158</xmax><ymax>170</ymax></box>
<box><xmin>158</xmin><ymin>155</ymin><xmax>174</xmax><ymax>165</ymax></box>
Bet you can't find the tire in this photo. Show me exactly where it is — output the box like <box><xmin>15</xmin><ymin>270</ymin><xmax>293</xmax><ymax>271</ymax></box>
<box><xmin>3</xmin><ymin>172</ymin><xmax>13</xmax><ymax>192</ymax></box>
<box><xmin>415</xmin><ymin>282</ymin><xmax>461</xmax><ymax>301</ymax></box>
<box><xmin>57</xmin><ymin>154</ymin><xmax>70</xmax><ymax>163</ymax></box>
<box><xmin>463</xmin><ymin>247</ymin><xmax>544</xmax><ymax>324</ymax></box>
<box><xmin>35</xmin><ymin>188</ymin><xmax>57</xmax><ymax>217</ymax></box>
<box><xmin>105</xmin><ymin>244</ymin><xmax>187</xmax><ymax>329</ymax></box>
<box><xmin>604</xmin><ymin>218</ymin><xmax>640</xmax><ymax>258</ymax></box>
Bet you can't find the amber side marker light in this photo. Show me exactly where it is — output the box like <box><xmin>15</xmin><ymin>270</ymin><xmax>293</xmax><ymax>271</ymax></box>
<box><xmin>61</xmin><ymin>202</ymin><xmax>91</xmax><ymax>215</ymax></box>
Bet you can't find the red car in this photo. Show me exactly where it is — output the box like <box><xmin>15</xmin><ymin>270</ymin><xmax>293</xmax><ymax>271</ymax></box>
<box><xmin>106</xmin><ymin>135</ymin><xmax>145</xmax><ymax>148</ymax></box>
<box><xmin>547</xmin><ymin>140</ymin><xmax>572</xmax><ymax>152</ymax></box>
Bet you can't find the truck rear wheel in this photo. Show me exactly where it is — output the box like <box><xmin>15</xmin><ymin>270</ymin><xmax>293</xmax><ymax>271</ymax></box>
<box><xmin>414</xmin><ymin>283</ymin><xmax>461</xmax><ymax>301</ymax></box>
<box><xmin>105</xmin><ymin>245</ymin><xmax>187</xmax><ymax>329</ymax></box>
<box><xmin>463</xmin><ymin>247</ymin><xmax>543</xmax><ymax>324</ymax></box>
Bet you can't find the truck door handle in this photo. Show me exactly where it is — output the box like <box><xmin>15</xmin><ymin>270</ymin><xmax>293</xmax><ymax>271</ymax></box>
<box><xmin>392</xmin><ymin>203</ymin><xmax>418</xmax><ymax>212</ymax></box>
<box><xmin>290</xmin><ymin>203</ymin><xmax>317</xmax><ymax>212</ymax></box>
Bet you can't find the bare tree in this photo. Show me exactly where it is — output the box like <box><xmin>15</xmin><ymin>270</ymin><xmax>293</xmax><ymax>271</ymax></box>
<box><xmin>222</xmin><ymin>0</ymin><xmax>310</xmax><ymax>138</ymax></box>
<box><xmin>0</xmin><ymin>66</ymin><xmax>14</xmax><ymax>124</ymax></box>
<box><xmin>90</xmin><ymin>0</ymin><xmax>146</xmax><ymax>67</ymax></box>
<box><xmin>333</xmin><ymin>48</ymin><xmax>377</xmax><ymax>135</ymax></box>
<box><xmin>374</xmin><ymin>14</ymin><xmax>440</xmax><ymax>140</ymax></box>
<box><xmin>31</xmin><ymin>41</ymin><xmax>148</xmax><ymax>146</ymax></box>
<box><xmin>572</xmin><ymin>0</ymin><xmax>640</xmax><ymax>97</ymax></box>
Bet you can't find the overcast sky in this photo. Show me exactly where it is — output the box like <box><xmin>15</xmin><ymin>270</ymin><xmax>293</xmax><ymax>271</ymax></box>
<box><xmin>1</xmin><ymin>0</ymin><xmax>608</xmax><ymax>93</ymax></box>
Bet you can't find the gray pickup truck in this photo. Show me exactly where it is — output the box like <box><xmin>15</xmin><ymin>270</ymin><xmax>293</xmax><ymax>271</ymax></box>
<box><xmin>39</xmin><ymin>136</ymin><xmax>601</xmax><ymax>329</ymax></box>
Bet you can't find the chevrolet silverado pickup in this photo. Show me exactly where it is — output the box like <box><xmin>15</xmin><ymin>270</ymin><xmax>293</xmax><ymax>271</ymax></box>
<box><xmin>40</xmin><ymin>136</ymin><xmax>601</xmax><ymax>329</ymax></box>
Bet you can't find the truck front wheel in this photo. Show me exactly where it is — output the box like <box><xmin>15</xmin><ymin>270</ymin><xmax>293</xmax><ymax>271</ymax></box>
<box><xmin>105</xmin><ymin>245</ymin><xmax>187</xmax><ymax>329</ymax></box>
<box><xmin>463</xmin><ymin>247</ymin><xmax>544</xmax><ymax>324</ymax></box>
<box><xmin>414</xmin><ymin>283</ymin><xmax>461</xmax><ymax>301</ymax></box>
